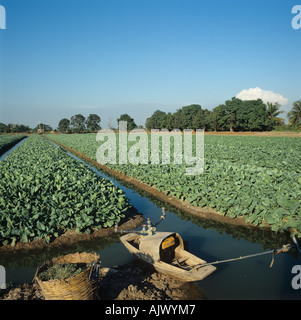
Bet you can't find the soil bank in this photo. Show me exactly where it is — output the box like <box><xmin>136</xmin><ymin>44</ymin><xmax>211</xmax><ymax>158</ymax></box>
<box><xmin>0</xmin><ymin>260</ymin><xmax>206</xmax><ymax>300</ymax></box>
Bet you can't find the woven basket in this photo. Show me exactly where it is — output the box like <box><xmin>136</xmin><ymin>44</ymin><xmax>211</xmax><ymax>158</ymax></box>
<box><xmin>35</xmin><ymin>252</ymin><xmax>100</xmax><ymax>300</ymax></box>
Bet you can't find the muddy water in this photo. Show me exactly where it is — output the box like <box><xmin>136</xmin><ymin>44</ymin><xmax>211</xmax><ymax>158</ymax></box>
<box><xmin>1</xmin><ymin>141</ymin><xmax>301</xmax><ymax>299</ymax></box>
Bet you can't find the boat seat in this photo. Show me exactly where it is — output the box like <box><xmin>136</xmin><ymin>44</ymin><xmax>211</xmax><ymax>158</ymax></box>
<box><xmin>177</xmin><ymin>257</ymin><xmax>188</xmax><ymax>264</ymax></box>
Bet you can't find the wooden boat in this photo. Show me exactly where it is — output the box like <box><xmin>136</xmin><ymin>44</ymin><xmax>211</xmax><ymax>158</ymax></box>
<box><xmin>120</xmin><ymin>231</ymin><xmax>216</xmax><ymax>282</ymax></box>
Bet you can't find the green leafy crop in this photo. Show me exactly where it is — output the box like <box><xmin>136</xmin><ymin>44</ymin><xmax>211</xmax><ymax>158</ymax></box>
<box><xmin>0</xmin><ymin>135</ymin><xmax>26</xmax><ymax>155</ymax></box>
<box><xmin>48</xmin><ymin>133</ymin><xmax>301</xmax><ymax>237</ymax></box>
<box><xmin>0</xmin><ymin>135</ymin><xmax>131</xmax><ymax>246</ymax></box>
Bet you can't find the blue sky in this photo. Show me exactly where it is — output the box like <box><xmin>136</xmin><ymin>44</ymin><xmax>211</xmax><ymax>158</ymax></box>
<box><xmin>0</xmin><ymin>0</ymin><xmax>300</xmax><ymax>128</ymax></box>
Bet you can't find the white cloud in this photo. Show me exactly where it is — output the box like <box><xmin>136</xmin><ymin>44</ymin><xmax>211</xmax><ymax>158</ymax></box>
<box><xmin>236</xmin><ymin>87</ymin><xmax>288</xmax><ymax>105</ymax></box>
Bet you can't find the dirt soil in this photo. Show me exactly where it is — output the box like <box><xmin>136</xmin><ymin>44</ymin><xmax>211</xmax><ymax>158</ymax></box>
<box><xmin>0</xmin><ymin>260</ymin><xmax>206</xmax><ymax>300</ymax></box>
<box><xmin>204</xmin><ymin>131</ymin><xmax>301</xmax><ymax>137</ymax></box>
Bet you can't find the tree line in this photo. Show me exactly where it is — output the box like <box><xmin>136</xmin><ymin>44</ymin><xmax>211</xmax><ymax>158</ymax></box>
<box><xmin>145</xmin><ymin>98</ymin><xmax>301</xmax><ymax>132</ymax></box>
<box><xmin>0</xmin><ymin>113</ymin><xmax>138</xmax><ymax>133</ymax></box>
<box><xmin>0</xmin><ymin>123</ymin><xmax>53</xmax><ymax>133</ymax></box>
<box><xmin>1</xmin><ymin>98</ymin><xmax>300</xmax><ymax>133</ymax></box>
<box><xmin>57</xmin><ymin>113</ymin><xmax>138</xmax><ymax>133</ymax></box>
<box><xmin>58</xmin><ymin>114</ymin><xmax>101</xmax><ymax>133</ymax></box>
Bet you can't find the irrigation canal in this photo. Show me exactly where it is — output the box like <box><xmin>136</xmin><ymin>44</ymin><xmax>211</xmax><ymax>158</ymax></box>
<box><xmin>0</xmin><ymin>137</ymin><xmax>300</xmax><ymax>299</ymax></box>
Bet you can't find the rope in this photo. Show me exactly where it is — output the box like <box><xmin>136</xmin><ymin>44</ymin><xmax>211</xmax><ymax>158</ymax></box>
<box><xmin>194</xmin><ymin>244</ymin><xmax>292</xmax><ymax>270</ymax></box>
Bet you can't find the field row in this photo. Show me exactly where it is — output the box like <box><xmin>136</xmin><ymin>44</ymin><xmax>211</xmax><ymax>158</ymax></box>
<box><xmin>0</xmin><ymin>135</ymin><xmax>131</xmax><ymax>246</ymax></box>
<box><xmin>47</xmin><ymin>133</ymin><xmax>301</xmax><ymax>236</ymax></box>
<box><xmin>0</xmin><ymin>134</ymin><xmax>26</xmax><ymax>155</ymax></box>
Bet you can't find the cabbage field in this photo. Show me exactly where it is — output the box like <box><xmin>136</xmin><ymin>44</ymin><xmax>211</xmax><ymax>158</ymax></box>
<box><xmin>47</xmin><ymin>133</ymin><xmax>301</xmax><ymax>237</ymax></box>
<box><xmin>0</xmin><ymin>134</ymin><xmax>26</xmax><ymax>155</ymax></box>
<box><xmin>0</xmin><ymin>135</ymin><xmax>131</xmax><ymax>246</ymax></box>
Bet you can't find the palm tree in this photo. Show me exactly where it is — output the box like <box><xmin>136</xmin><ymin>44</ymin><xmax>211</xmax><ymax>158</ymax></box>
<box><xmin>288</xmin><ymin>100</ymin><xmax>301</xmax><ymax>128</ymax></box>
<box><xmin>266</xmin><ymin>102</ymin><xmax>285</xmax><ymax>125</ymax></box>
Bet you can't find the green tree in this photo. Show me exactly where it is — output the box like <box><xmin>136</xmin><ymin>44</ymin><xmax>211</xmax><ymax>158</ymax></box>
<box><xmin>213</xmin><ymin>104</ymin><xmax>232</xmax><ymax>131</ymax></box>
<box><xmin>70</xmin><ymin>114</ymin><xmax>86</xmax><ymax>132</ymax></box>
<box><xmin>6</xmin><ymin>123</ymin><xmax>31</xmax><ymax>133</ymax></box>
<box><xmin>213</xmin><ymin>98</ymin><xmax>270</xmax><ymax>132</ymax></box>
<box><xmin>17</xmin><ymin>124</ymin><xmax>31</xmax><ymax>132</ymax></box>
<box><xmin>145</xmin><ymin>106</ymin><xmax>213</xmax><ymax>131</ymax></box>
<box><xmin>288</xmin><ymin>99</ymin><xmax>301</xmax><ymax>128</ymax></box>
<box><xmin>206</xmin><ymin>110</ymin><xmax>218</xmax><ymax>131</ymax></box>
<box><xmin>145</xmin><ymin>110</ymin><xmax>167</xmax><ymax>130</ymax></box>
<box><xmin>266</xmin><ymin>102</ymin><xmax>285</xmax><ymax>126</ymax></box>
<box><xmin>117</xmin><ymin>114</ymin><xmax>137</xmax><ymax>131</ymax></box>
<box><xmin>86</xmin><ymin>114</ymin><xmax>101</xmax><ymax>132</ymax></box>
<box><xmin>172</xmin><ymin>104</ymin><xmax>204</xmax><ymax>130</ymax></box>
<box><xmin>0</xmin><ymin>123</ymin><xmax>9</xmax><ymax>133</ymax></box>
<box><xmin>58</xmin><ymin>118</ymin><xmax>70</xmax><ymax>132</ymax></box>
<box><xmin>242</xmin><ymin>99</ymin><xmax>271</xmax><ymax>131</ymax></box>
<box><xmin>203</xmin><ymin>109</ymin><xmax>215</xmax><ymax>131</ymax></box>
<box><xmin>191</xmin><ymin>109</ymin><xmax>206</xmax><ymax>130</ymax></box>
<box><xmin>165</xmin><ymin>112</ymin><xmax>175</xmax><ymax>131</ymax></box>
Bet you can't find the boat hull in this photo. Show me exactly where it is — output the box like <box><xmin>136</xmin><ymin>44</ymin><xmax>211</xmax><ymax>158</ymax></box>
<box><xmin>120</xmin><ymin>233</ymin><xmax>216</xmax><ymax>282</ymax></box>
